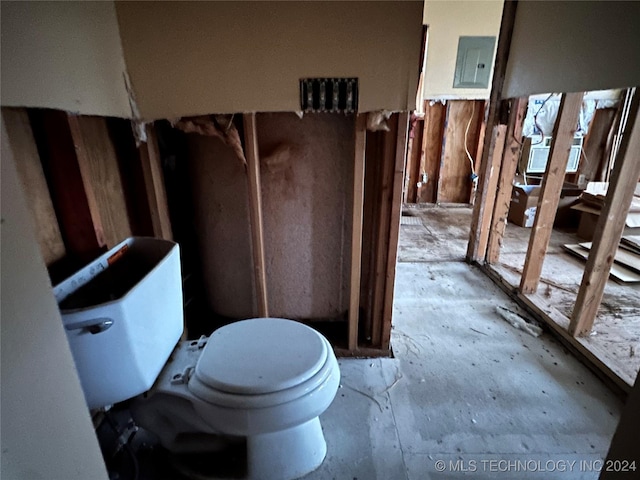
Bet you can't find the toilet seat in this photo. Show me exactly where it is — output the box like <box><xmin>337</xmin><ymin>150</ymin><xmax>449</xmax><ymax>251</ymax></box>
<box><xmin>195</xmin><ymin>318</ymin><xmax>328</xmax><ymax>394</ymax></box>
<box><xmin>133</xmin><ymin>318</ymin><xmax>341</xmax><ymax>479</ymax></box>
<box><xmin>189</xmin><ymin>318</ymin><xmax>334</xmax><ymax>408</ymax></box>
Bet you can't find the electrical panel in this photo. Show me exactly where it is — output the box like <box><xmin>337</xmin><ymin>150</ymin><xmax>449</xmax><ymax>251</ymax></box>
<box><xmin>453</xmin><ymin>36</ymin><xmax>496</xmax><ymax>89</ymax></box>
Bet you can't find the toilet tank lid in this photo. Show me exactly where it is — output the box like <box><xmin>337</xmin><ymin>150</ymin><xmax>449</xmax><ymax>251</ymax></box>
<box><xmin>194</xmin><ymin>318</ymin><xmax>328</xmax><ymax>395</ymax></box>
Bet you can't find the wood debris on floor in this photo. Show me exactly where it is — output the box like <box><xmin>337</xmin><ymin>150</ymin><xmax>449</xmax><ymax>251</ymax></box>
<box><xmin>400</xmin><ymin>215</ymin><xmax>423</xmax><ymax>226</ymax></box>
<box><xmin>562</xmin><ymin>236</ymin><xmax>640</xmax><ymax>283</ymax></box>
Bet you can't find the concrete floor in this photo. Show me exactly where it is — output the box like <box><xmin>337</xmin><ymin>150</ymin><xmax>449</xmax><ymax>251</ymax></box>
<box><xmin>303</xmin><ymin>206</ymin><xmax>623</xmax><ymax>479</ymax></box>
<box><xmin>123</xmin><ymin>206</ymin><xmax>623</xmax><ymax>480</ymax></box>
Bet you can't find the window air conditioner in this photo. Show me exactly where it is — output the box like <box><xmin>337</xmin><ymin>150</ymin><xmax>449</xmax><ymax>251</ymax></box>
<box><xmin>522</xmin><ymin>136</ymin><xmax>583</xmax><ymax>174</ymax></box>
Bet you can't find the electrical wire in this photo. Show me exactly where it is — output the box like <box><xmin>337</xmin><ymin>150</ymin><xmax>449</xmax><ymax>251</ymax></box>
<box><xmin>519</xmin><ymin>93</ymin><xmax>558</xmax><ymax>185</ymax></box>
<box><xmin>464</xmin><ymin>101</ymin><xmax>476</xmax><ymax>178</ymax></box>
<box><xmin>531</xmin><ymin>93</ymin><xmax>555</xmax><ymax>146</ymax></box>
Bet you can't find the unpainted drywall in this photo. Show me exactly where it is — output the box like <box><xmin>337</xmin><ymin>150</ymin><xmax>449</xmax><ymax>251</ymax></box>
<box><xmin>0</xmin><ymin>119</ymin><xmax>108</xmax><ymax>479</ymax></box>
<box><xmin>115</xmin><ymin>1</ymin><xmax>424</xmax><ymax>119</ymax></box>
<box><xmin>422</xmin><ymin>1</ymin><xmax>504</xmax><ymax>100</ymax></box>
<box><xmin>0</xmin><ymin>1</ymin><xmax>131</xmax><ymax>118</ymax></box>
<box><xmin>187</xmin><ymin>134</ymin><xmax>257</xmax><ymax>319</ymax></box>
<box><xmin>258</xmin><ymin>113</ymin><xmax>354</xmax><ymax>320</ymax></box>
<box><xmin>503</xmin><ymin>1</ymin><xmax>640</xmax><ymax>98</ymax></box>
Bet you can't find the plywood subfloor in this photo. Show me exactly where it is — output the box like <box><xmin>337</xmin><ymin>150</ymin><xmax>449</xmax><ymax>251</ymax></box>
<box><xmin>399</xmin><ymin>204</ymin><xmax>640</xmax><ymax>389</ymax></box>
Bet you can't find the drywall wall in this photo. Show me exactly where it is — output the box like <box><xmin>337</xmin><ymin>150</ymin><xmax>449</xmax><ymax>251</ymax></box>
<box><xmin>258</xmin><ymin>113</ymin><xmax>353</xmax><ymax>320</ymax></box>
<box><xmin>0</xmin><ymin>1</ymin><xmax>131</xmax><ymax>117</ymax></box>
<box><xmin>422</xmin><ymin>1</ymin><xmax>504</xmax><ymax>100</ymax></box>
<box><xmin>115</xmin><ymin>1</ymin><xmax>423</xmax><ymax>119</ymax></box>
<box><xmin>0</xmin><ymin>119</ymin><xmax>108</xmax><ymax>479</ymax></box>
<box><xmin>503</xmin><ymin>1</ymin><xmax>640</xmax><ymax>98</ymax></box>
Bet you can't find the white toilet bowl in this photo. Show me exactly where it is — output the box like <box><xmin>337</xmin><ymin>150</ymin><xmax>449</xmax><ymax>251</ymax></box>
<box><xmin>132</xmin><ymin>318</ymin><xmax>341</xmax><ymax>480</ymax></box>
<box><xmin>54</xmin><ymin>239</ymin><xmax>340</xmax><ymax>480</ymax></box>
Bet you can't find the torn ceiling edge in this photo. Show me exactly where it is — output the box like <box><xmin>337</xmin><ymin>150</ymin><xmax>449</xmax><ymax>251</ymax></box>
<box><xmin>123</xmin><ymin>71</ymin><xmax>141</xmax><ymax>121</ymax></box>
<box><xmin>172</xmin><ymin>115</ymin><xmax>246</xmax><ymax>167</ymax></box>
<box><xmin>366</xmin><ymin>111</ymin><xmax>393</xmax><ymax>132</ymax></box>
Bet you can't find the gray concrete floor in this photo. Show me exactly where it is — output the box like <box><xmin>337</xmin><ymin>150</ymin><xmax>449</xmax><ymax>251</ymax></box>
<box><xmin>128</xmin><ymin>206</ymin><xmax>624</xmax><ymax>480</ymax></box>
<box><xmin>304</xmin><ymin>207</ymin><xmax>623</xmax><ymax>480</ymax></box>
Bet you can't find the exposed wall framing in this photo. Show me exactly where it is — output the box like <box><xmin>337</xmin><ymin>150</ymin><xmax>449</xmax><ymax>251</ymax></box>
<box><xmin>349</xmin><ymin>114</ymin><xmax>367</xmax><ymax>350</ymax></box>
<box><xmin>404</xmin><ymin>100</ymin><xmax>484</xmax><ymax>204</ymax></box>
<box><xmin>417</xmin><ymin>101</ymin><xmax>446</xmax><ymax>203</ymax></box>
<box><xmin>5</xmin><ymin>105</ymin><xmax>407</xmax><ymax>354</ymax></box>
<box><xmin>2</xmin><ymin>108</ymin><xmax>66</xmax><ymax>265</ymax></box>
<box><xmin>486</xmin><ymin>97</ymin><xmax>527</xmax><ymax>264</ymax></box>
<box><xmin>243</xmin><ymin>113</ymin><xmax>269</xmax><ymax>318</ymax></box>
<box><xmin>438</xmin><ymin>100</ymin><xmax>486</xmax><ymax>203</ymax></box>
<box><xmin>466</xmin><ymin>0</ymin><xmax>518</xmax><ymax>262</ymax></box>
<box><xmin>359</xmin><ymin>113</ymin><xmax>409</xmax><ymax>351</ymax></box>
<box><xmin>519</xmin><ymin>92</ymin><xmax>583</xmax><ymax>293</ymax></box>
<box><xmin>138</xmin><ymin>125</ymin><xmax>172</xmax><ymax>241</ymax></box>
<box><xmin>3</xmin><ymin>107</ymin><xmax>172</xmax><ymax>280</ymax></box>
<box><xmin>569</xmin><ymin>95</ymin><xmax>640</xmax><ymax>337</ymax></box>
<box><xmin>466</xmin><ymin>0</ymin><xmax>640</xmax><ymax>390</ymax></box>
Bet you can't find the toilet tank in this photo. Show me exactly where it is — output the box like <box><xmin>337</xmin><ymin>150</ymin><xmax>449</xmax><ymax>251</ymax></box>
<box><xmin>53</xmin><ymin>237</ymin><xmax>184</xmax><ymax>409</ymax></box>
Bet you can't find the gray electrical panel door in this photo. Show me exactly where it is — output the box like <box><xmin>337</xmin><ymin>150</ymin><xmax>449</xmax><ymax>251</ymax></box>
<box><xmin>453</xmin><ymin>36</ymin><xmax>496</xmax><ymax>89</ymax></box>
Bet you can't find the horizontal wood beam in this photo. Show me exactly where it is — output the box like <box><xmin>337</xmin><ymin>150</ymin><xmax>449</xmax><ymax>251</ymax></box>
<box><xmin>520</xmin><ymin>92</ymin><xmax>583</xmax><ymax>293</ymax></box>
<box><xmin>569</xmin><ymin>94</ymin><xmax>640</xmax><ymax>337</ymax></box>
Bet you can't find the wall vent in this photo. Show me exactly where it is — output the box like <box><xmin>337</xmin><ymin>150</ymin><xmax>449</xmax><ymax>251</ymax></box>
<box><xmin>300</xmin><ymin>78</ymin><xmax>358</xmax><ymax>113</ymax></box>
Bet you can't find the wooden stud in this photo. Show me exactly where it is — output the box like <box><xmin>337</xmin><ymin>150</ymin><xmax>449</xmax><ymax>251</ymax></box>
<box><xmin>520</xmin><ymin>92</ymin><xmax>583</xmax><ymax>293</ymax></box>
<box><xmin>2</xmin><ymin>108</ymin><xmax>66</xmax><ymax>265</ymax></box>
<box><xmin>467</xmin><ymin>0</ymin><xmax>518</xmax><ymax>262</ymax></box>
<box><xmin>404</xmin><ymin>117</ymin><xmax>423</xmax><ymax>203</ymax></box>
<box><xmin>139</xmin><ymin>124</ymin><xmax>173</xmax><ymax>241</ymax></box>
<box><xmin>579</xmin><ymin>107</ymin><xmax>618</xmax><ymax>183</ymax></box>
<box><xmin>243</xmin><ymin>113</ymin><xmax>269</xmax><ymax>318</ymax></box>
<box><xmin>417</xmin><ymin>101</ymin><xmax>446</xmax><ymax>203</ymax></box>
<box><xmin>439</xmin><ymin>101</ymin><xmax>484</xmax><ymax>203</ymax></box>
<box><xmin>68</xmin><ymin>115</ymin><xmax>132</xmax><ymax>248</ymax></box>
<box><xmin>475</xmin><ymin>125</ymin><xmax>508</xmax><ymax>261</ymax></box>
<box><xmin>371</xmin><ymin>118</ymin><xmax>398</xmax><ymax>346</ymax></box>
<box><xmin>380</xmin><ymin>112</ymin><xmax>410</xmax><ymax>350</ymax></box>
<box><xmin>487</xmin><ymin>97</ymin><xmax>528</xmax><ymax>264</ymax></box>
<box><xmin>28</xmin><ymin>109</ymin><xmax>105</xmax><ymax>261</ymax></box>
<box><xmin>349</xmin><ymin>114</ymin><xmax>367</xmax><ymax>350</ymax></box>
<box><xmin>470</xmin><ymin>101</ymin><xmax>488</xmax><ymax>204</ymax></box>
<box><xmin>358</xmin><ymin>131</ymin><xmax>381</xmax><ymax>342</ymax></box>
<box><xmin>434</xmin><ymin>103</ymin><xmax>450</xmax><ymax>203</ymax></box>
<box><xmin>569</xmin><ymin>94</ymin><xmax>640</xmax><ymax>337</ymax></box>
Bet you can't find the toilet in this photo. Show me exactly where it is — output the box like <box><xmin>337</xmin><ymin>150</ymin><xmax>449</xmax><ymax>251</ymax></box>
<box><xmin>54</xmin><ymin>237</ymin><xmax>341</xmax><ymax>480</ymax></box>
